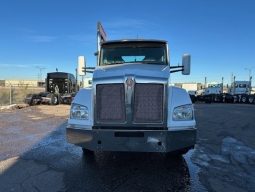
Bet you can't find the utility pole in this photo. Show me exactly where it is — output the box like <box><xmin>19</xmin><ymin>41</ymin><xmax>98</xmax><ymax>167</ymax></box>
<box><xmin>244</xmin><ymin>68</ymin><xmax>252</xmax><ymax>80</ymax></box>
<box><xmin>35</xmin><ymin>66</ymin><xmax>46</xmax><ymax>82</ymax></box>
<box><xmin>9</xmin><ymin>84</ymin><xmax>12</xmax><ymax>105</ymax></box>
<box><xmin>221</xmin><ymin>77</ymin><xmax>224</xmax><ymax>93</ymax></box>
<box><xmin>233</xmin><ymin>76</ymin><xmax>236</xmax><ymax>94</ymax></box>
<box><xmin>75</xmin><ymin>68</ymin><xmax>78</xmax><ymax>92</ymax></box>
<box><xmin>244</xmin><ymin>67</ymin><xmax>253</xmax><ymax>89</ymax></box>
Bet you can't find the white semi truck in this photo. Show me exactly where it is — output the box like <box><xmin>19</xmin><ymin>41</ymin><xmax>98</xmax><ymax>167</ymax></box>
<box><xmin>66</xmin><ymin>23</ymin><xmax>196</xmax><ymax>155</ymax></box>
<box><xmin>227</xmin><ymin>80</ymin><xmax>254</xmax><ymax>103</ymax></box>
<box><xmin>198</xmin><ymin>78</ymin><xmax>255</xmax><ymax>104</ymax></box>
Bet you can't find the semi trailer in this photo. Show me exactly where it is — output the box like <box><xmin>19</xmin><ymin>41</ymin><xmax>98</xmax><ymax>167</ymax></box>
<box><xmin>24</xmin><ymin>72</ymin><xmax>76</xmax><ymax>105</ymax></box>
<box><xmin>66</xmin><ymin>22</ymin><xmax>196</xmax><ymax>155</ymax></box>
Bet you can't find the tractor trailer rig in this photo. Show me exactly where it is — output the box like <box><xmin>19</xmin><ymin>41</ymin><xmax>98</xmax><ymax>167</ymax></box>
<box><xmin>24</xmin><ymin>72</ymin><xmax>76</xmax><ymax>105</ymax></box>
<box><xmin>66</xmin><ymin>23</ymin><xmax>196</xmax><ymax>155</ymax></box>
<box><xmin>197</xmin><ymin>79</ymin><xmax>255</xmax><ymax>104</ymax></box>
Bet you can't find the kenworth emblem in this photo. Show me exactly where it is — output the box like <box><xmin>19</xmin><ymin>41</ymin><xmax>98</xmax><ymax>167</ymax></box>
<box><xmin>126</xmin><ymin>77</ymin><xmax>134</xmax><ymax>88</ymax></box>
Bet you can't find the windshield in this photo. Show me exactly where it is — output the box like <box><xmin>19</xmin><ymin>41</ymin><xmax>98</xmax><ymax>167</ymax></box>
<box><xmin>239</xmin><ymin>84</ymin><xmax>247</xmax><ymax>88</ymax></box>
<box><xmin>48</xmin><ymin>78</ymin><xmax>71</xmax><ymax>93</ymax></box>
<box><xmin>100</xmin><ymin>42</ymin><xmax>167</xmax><ymax>65</ymax></box>
<box><xmin>208</xmin><ymin>84</ymin><xmax>221</xmax><ymax>88</ymax></box>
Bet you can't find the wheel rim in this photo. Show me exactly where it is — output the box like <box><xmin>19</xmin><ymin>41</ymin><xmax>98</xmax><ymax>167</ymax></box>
<box><xmin>53</xmin><ymin>96</ymin><xmax>58</xmax><ymax>104</ymax></box>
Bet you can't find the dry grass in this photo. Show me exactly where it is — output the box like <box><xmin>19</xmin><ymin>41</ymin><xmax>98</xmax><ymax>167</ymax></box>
<box><xmin>0</xmin><ymin>87</ymin><xmax>44</xmax><ymax>106</ymax></box>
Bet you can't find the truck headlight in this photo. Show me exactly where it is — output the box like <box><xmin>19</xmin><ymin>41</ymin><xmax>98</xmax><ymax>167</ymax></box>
<box><xmin>70</xmin><ymin>104</ymin><xmax>89</xmax><ymax>120</ymax></box>
<box><xmin>173</xmin><ymin>104</ymin><xmax>193</xmax><ymax>121</ymax></box>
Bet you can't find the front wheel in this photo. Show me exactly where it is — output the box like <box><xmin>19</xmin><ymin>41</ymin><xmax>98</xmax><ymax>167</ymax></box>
<box><xmin>50</xmin><ymin>94</ymin><xmax>59</xmax><ymax>105</ymax></box>
<box><xmin>248</xmin><ymin>96</ymin><xmax>254</xmax><ymax>104</ymax></box>
<box><xmin>82</xmin><ymin>148</ymin><xmax>94</xmax><ymax>155</ymax></box>
<box><xmin>166</xmin><ymin>148</ymin><xmax>190</xmax><ymax>157</ymax></box>
<box><xmin>241</xmin><ymin>95</ymin><xmax>247</xmax><ymax>103</ymax></box>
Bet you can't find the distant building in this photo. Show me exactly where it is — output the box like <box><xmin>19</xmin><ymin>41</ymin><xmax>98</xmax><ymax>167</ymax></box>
<box><xmin>81</xmin><ymin>77</ymin><xmax>93</xmax><ymax>88</ymax></box>
<box><xmin>174</xmin><ymin>83</ymin><xmax>203</xmax><ymax>91</ymax></box>
<box><xmin>0</xmin><ymin>80</ymin><xmax>41</xmax><ymax>87</ymax></box>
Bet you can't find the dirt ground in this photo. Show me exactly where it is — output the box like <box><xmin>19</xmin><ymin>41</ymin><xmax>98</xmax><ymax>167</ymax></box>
<box><xmin>0</xmin><ymin>105</ymin><xmax>70</xmax><ymax>160</ymax></box>
<box><xmin>1</xmin><ymin>104</ymin><xmax>255</xmax><ymax>191</ymax></box>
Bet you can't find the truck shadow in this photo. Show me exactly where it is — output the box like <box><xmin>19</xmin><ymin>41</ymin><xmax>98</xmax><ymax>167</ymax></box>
<box><xmin>65</xmin><ymin>151</ymin><xmax>191</xmax><ymax>192</ymax></box>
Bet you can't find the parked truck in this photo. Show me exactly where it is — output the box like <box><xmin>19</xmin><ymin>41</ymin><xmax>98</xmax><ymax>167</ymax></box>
<box><xmin>66</xmin><ymin>22</ymin><xmax>196</xmax><ymax>155</ymax></box>
<box><xmin>24</xmin><ymin>72</ymin><xmax>76</xmax><ymax>105</ymax></box>
<box><xmin>226</xmin><ymin>80</ymin><xmax>254</xmax><ymax>104</ymax></box>
<box><xmin>198</xmin><ymin>78</ymin><xmax>255</xmax><ymax>104</ymax></box>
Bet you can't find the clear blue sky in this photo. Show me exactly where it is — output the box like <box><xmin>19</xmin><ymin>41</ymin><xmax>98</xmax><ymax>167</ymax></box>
<box><xmin>0</xmin><ymin>0</ymin><xmax>255</xmax><ymax>85</ymax></box>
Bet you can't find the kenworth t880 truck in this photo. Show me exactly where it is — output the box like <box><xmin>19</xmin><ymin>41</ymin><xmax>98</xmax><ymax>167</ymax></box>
<box><xmin>66</xmin><ymin>23</ymin><xmax>196</xmax><ymax>155</ymax></box>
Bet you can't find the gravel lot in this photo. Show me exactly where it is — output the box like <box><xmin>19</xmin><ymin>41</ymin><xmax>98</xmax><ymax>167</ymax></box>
<box><xmin>0</xmin><ymin>104</ymin><xmax>255</xmax><ymax>192</ymax></box>
<box><xmin>0</xmin><ymin>105</ymin><xmax>69</xmax><ymax>160</ymax></box>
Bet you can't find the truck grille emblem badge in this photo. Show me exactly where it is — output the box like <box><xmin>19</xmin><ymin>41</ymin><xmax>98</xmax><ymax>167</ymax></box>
<box><xmin>126</xmin><ymin>77</ymin><xmax>134</xmax><ymax>88</ymax></box>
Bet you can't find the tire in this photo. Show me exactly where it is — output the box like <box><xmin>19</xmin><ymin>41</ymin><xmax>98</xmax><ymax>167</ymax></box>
<box><xmin>241</xmin><ymin>95</ymin><xmax>247</xmax><ymax>103</ymax></box>
<box><xmin>50</xmin><ymin>94</ymin><xmax>59</xmax><ymax>105</ymax></box>
<box><xmin>204</xmin><ymin>95</ymin><xmax>212</xmax><ymax>103</ymax></box>
<box><xmin>248</xmin><ymin>96</ymin><xmax>254</xmax><ymax>104</ymax></box>
<box><xmin>29</xmin><ymin>94</ymin><xmax>36</xmax><ymax>106</ymax></box>
<box><xmin>166</xmin><ymin>148</ymin><xmax>190</xmax><ymax>157</ymax></box>
<box><xmin>29</xmin><ymin>98</ymin><xmax>34</xmax><ymax>106</ymax></box>
<box><xmin>82</xmin><ymin>148</ymin><xmax>94</xmax><ymax>155</ymax></box>
<box><xmin>233</xmin><ymin>96</ymin><xmax>238</xmax><ymax>103</ymax></box>
<box><xmin>190</xmin><ymin>95</ymin><xmax>196</xmax><ymax>103</ymax></box>
<box><xmin>225</xmin><ymin>94</ymin><xmax>234</xmax><ymax>103</ymax></box>
<box><xmin>213</xmin><ymin>95</ymin><xmax>217</xmax><ymax>102</ymax></box>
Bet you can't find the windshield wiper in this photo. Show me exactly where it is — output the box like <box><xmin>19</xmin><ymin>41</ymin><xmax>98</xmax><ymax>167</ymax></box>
<box><xmin>139</xmin><ymin>61</ymin><xmax>166</xmax><ymax>64</ymax></box>
<box><xmin>104</xmin><ymin>61</ymin><xmax>125</xmax><ymax>65</ymax></box>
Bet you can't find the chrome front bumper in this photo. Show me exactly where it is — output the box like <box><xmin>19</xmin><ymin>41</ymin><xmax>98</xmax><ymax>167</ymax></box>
<box><xmin>66</xmin><ymin>126</ymin><xmax>197</xmax><ymax>152</ymax></box>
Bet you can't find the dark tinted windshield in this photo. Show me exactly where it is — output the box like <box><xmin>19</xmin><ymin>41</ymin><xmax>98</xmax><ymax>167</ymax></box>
<box><xmin>48</xmin><ymin>78</ymin><xmax>70</xmax><ymax>93</ymax></box>
<box><xmin>235</xmin><ymin>83</ymin><xmax>248</xmax><ymax>88</ymax></box>
<box><xmin>100</xmin><ymin>42</ymin><xmax>167</xmax><ymax>65</ymax></box>
<box><xmin>208</xmin><ymin>84</ymin><xmax>222</xmax><ymax>88</ymax></box>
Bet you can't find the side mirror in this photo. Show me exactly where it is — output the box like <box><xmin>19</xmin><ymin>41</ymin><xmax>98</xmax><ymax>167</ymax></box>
<box><xmin>182</xmin><ymin>54</ymin><xmax>191</xmax><ymax>75</ymax></box>
<box><xmin>78</xmin><ymin>56</ymin><xmax>86</xmax><ymax>76</ymax></box>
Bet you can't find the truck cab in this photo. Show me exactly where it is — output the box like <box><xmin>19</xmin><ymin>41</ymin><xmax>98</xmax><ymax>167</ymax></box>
<box><xmin>66</xmin><ymin>36</ymin><xmax>196</xmax><ymax>154</ymax></box>
<box><xmin>24</xmin><ymin>72</ymin><xmax>76</xmax><ymax>105</ymax></box>
<box><xmin>230</xmin><ymin>81</ymin><xmax>251</xmax><ymax>95</ymax></box>
<box><xmin>205</xmin><ymin>83</ymin><xmax>223</xmax><ymax>95</ymax></box>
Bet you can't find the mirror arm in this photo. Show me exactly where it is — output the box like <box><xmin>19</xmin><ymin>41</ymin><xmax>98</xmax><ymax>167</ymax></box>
<box><xmin>84</xmin><ymin>71</ymin><xmax>94</xmax><ymax>74</ymax></box>
<box><xmin>82</xmin><ymin>67</ymin><xmax>95</xmax><ymax>74</ymax></box>
<box><xmin>170</xmin><ymin>66</ymin><xmax>184</xmax><ymax>69</ymax></box>
<box><xmin>170</xmin><ymin>69</ymin><xmax>183</xmax><ymax>73</ymax></box>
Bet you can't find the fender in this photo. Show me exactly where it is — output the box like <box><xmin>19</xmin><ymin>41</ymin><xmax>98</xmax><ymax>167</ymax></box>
<box><xmin>68</xmin><ymin>88</ymin><xmax>93</xmax><ymax>128</ymax></box>
<box><xmin>167</xmin><ymin>86</ymin><xmax>196</xmax><ymax>129</ymax></box>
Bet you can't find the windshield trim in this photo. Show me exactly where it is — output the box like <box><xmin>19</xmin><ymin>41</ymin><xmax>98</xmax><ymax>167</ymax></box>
<box><xmin>99</xmin><ymin>42</ymin><xmax>169</xmax><ymax>66</ymax></box>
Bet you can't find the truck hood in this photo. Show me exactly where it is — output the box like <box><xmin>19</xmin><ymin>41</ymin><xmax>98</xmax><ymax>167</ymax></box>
<box><xmin>93</xmin><ymin>63</ymin><xmax>170</xmax><ymax>80</ymax></box>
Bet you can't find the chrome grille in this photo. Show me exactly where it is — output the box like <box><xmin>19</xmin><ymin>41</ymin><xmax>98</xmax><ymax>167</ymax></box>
<box><xmin>134</xmin><ymin>84</ymin><xmax>164</xmax><ymax>123</ymax></box>
<box><xmin>96</xmin><ymin>84</ymin><xmax>125</xmax><ymax>122</ymax></box>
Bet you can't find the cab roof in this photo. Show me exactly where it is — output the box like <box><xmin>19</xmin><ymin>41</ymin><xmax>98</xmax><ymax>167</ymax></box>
<box><xmin>101</xmin><ymin>39</ymin><xmax>167</xmax><ymax>45</ymax></box>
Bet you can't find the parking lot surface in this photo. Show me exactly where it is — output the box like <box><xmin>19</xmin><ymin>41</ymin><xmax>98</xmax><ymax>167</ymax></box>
<box><xmin>0</xmin><ymin>104</ymin><xmax>255</xmax><ymax>192</ymax></box>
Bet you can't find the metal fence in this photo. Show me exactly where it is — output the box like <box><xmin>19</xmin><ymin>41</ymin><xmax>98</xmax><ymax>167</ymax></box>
<box><xmin>0</xmin><ymin>86</ymin><xmax>44</xmax><ymax>106</ymax></box>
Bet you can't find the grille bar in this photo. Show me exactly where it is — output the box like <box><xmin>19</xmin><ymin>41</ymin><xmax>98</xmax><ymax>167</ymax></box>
<box><xmin>96</xmin><ymin>84</ymin><xmax>126</xmax><ymax>123</ymax></box>
<box><xmin>133</xmin><ymin>84</ymin><xmax>164</xmax><ymax>123</ymax></box>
